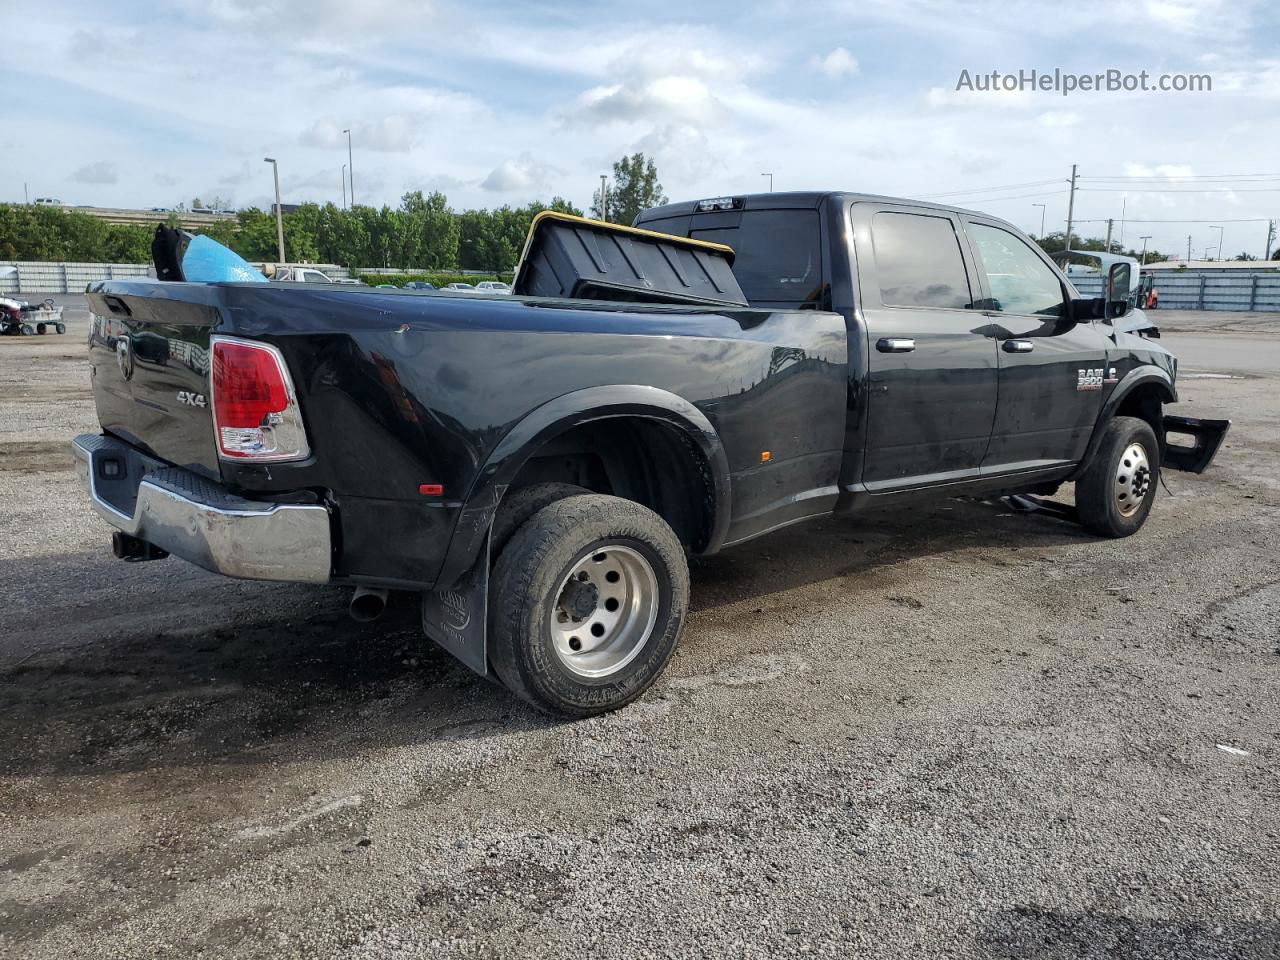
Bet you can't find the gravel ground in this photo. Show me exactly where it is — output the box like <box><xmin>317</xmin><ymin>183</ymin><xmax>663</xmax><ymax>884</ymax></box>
<box><xmin>1</xmin><ymin>300</ymin><xmax>1277</xmax><ymax>959</ymax></box>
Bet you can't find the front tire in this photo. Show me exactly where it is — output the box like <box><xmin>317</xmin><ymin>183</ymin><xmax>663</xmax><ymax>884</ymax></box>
<box><xmin>489</xmin><ymin>494</ymin><xmax>689</xmax><ymax>716</ymax></box>
<box><xmin>1076</xmin><ymin>416</ymin><xmax>1159</xmax><ymax>537</ymax></box>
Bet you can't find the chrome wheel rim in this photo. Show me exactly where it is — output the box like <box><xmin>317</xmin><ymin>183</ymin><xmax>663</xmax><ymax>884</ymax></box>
<box><xmin>548</xmin><ymin>544</ymin><xmax>659</xmax><ymax>679</ymax></box>
<box><xmin>1115</xmin><ymin>441</ymin><xmax>1152</xmax><ymax>517</ymax></box>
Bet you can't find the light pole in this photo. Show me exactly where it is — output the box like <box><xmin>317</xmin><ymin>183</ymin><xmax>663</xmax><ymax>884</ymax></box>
<box><xmin>1211</xmin><ymin>225</ymin><xmax>1224</xmax><ymax>262</ymax></box>
<box><xmin>263</xmin><ymin>157</ymin><xmax>285</xmax><ymax>264</ymax></box>
<box><xmin>762</xmin><ymin>173</ymin><xmax>773</xmax><ymax>192</ymax></box>
<box><xmin>1138</xmin><ymin>235</ymin><xmax>1151</xmax><ymax>266</ymax></box>
<box><xmin>1031</xmin><ymin>202</ymin><xmax>1046</xmax><ymax>238</ymax></box>
<box><xmin>341</xmin><ymin>164</ymin><xmax>347</xmax><ymax>210</ymax></box>
<box><xmin>343</xmin><ymin>129</ymin><xmax>354</xmax><ymax>207</ymax></box>
<box><xmin>599</xmin><ymin>174</ymin><xmax>608</xmax><ymax>221</ymax></box>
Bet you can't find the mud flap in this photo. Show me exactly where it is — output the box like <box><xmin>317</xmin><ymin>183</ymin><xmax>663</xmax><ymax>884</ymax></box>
<box><xmin>1163</xmin><ymin>415</ymin><xmax>1231</xmax><ymax>474</ymax></box>
<box><xmin>421</xmin><ymin>532</ymin><xmax>490</xmax><ymax>676</ymax></box>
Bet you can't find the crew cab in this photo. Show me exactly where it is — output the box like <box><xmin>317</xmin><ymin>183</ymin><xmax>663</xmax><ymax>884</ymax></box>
<box><xmin>73</xmin><ymin>191</ymin><xmax>1228</xmax><ymax>715</ymax></box>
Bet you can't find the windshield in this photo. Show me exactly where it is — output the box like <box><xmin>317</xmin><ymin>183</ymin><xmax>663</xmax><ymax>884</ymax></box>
<box><xmin>641</xmin><ymin>209</ymin><xmax>822</xmax><ymax>308</ymax></box>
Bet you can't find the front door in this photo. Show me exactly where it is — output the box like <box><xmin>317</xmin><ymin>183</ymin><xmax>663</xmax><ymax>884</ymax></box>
<box><xmin>961</xmin><ymin>217</ymin><xmax>1107</xmax><ymax>472</ymax></box>
<box><xmin>852</xmin><ymin>204</ymin><xmax>998</xmax><ymax>491</ymax></box>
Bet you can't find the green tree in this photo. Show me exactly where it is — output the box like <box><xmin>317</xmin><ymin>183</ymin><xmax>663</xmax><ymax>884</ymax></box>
<box><xmin>593</xmin><ymin>153</ymin><xmax>666</xmax><ymax>225</ymax></box>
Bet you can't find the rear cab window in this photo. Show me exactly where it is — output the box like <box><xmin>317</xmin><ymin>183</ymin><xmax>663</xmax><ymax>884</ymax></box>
<box><xmin>639</xmin><ymin>209</ymin><xmax>823</xmax><ymax>309</ymax></box>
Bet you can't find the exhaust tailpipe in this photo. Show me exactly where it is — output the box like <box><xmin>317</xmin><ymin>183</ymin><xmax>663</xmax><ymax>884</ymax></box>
<box><xmin>349</xmin><ymin>586</ymin><xmax>389</xmax><ymax>622</ymax></box>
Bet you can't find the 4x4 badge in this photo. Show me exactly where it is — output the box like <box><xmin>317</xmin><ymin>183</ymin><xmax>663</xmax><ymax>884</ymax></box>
<box><xmin>177</xmin><ymin>390</ymin><xmax>207</xmax><ymax>408</ymax></box>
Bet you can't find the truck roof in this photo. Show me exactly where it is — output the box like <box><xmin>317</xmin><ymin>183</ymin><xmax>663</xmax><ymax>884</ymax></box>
<box><xmin>638</xmin><ymin>190</ymin><xmax>993</xmax><ymax>222</ymax></box>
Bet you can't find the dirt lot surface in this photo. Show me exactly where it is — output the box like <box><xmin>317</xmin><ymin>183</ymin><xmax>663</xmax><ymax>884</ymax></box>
<box><xmin>1</xmin><ymin>299</ymin><xmax>1277</xmax><ymax>959</ymax></box>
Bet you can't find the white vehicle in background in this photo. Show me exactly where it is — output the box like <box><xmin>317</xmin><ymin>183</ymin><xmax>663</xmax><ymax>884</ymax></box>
<box><xmin>441</xmin><ymin>282</ymin><xmax>477</xmax><ymax>293</ymax></box>
<box><xmin>474</xmin><ymin>281</ymin><xmax>512</xmax><ymax>294</ymax></box>
<box><xmin>269</xmin><ymin>266</ymin><xmax>362</xmax><ymax>285</ymax></box>
<box><xmin>1051</xmin><ymin>249</ymin><xmax>1157</xmax><ymax>309</ymax></box>
<box><xmin>33</xmin><ymin>197</ymin><xmax>65</xmax><ymax>206</ymax></box>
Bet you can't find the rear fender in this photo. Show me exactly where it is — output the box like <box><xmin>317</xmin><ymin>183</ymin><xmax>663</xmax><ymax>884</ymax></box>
<box><xmin>422</xmin><ymin>385</ymin><xmax>731</xmax><ymax>676</ymax></box>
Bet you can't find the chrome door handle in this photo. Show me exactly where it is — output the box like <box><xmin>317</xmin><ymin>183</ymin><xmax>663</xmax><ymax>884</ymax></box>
<box><xmin>876</xmin><ymin>338</ymin><xmax>916</xmax><ymax>353</ymax></box>
<box><xmin>1003</xmin><ymin>339</ymin><xmax>1034</xmax><ymax>353</ymax></box>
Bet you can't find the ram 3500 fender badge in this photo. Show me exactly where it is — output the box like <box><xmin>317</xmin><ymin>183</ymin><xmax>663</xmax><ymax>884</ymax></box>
<box><xmin>1077</xmin><ymin>367</ymin><xmax>1118</xmax><ymax>392</ymax></box>
<box><xmin>177</xmin><ymin>390</ymin><xmax>208</xmax><ymax>407</ymax></box>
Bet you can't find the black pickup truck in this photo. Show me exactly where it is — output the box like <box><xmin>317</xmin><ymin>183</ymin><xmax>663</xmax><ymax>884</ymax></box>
<box><xmin>74</xmin><ymin>192</ymin><xmax>1227</xmax><ymax>715</ymax></box>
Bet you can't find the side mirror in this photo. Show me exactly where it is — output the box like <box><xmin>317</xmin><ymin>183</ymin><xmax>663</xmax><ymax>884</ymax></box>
<box><xmin>1105</xmin><ymin>262</ymin><xmax>1132</xmax><ymax>320</ymax></box>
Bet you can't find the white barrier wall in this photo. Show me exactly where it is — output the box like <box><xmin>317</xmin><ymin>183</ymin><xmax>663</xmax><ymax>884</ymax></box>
<box><xmin>0</xmin><ymin>261</ymin><xmax>351</xmax><ymax>294</ymax></box>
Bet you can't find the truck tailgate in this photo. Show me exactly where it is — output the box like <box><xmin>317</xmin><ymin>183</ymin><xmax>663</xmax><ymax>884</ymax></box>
<box><xmin>85</xmin><ymin>288</ymin><xmax>223</xmax><ymax>479</ymax></box>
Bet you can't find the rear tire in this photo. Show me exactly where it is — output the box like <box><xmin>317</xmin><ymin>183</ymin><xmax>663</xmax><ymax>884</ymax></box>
<box><xmin>1076</xmin><ymin>416</ymin><xmax>1159</xmax><ymax>538</ymax></box>
<box><xmin>36</xmin><ymin>322</ymin><xmax>46</xmax><ymax>335</ymax></box>
<box><xmin>55</xmin><ymin>322</ymin><xmax>66</xmax><ymax>335</ymax></box>
<box><xmin>491</xmin><ymin>482</ymin><xmax>590</xmax><ymax>560</ymax></box>
<box><xmin>489</xmin><ymin>494</ymin><xmax>689</xmax><ymax>716</ymax></box>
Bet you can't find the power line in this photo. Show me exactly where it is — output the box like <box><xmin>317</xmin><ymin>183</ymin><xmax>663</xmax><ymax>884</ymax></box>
<box><xmin>1079</xmin><ymin>172</ymin><xmax>1280</xmax><ymax>180</ymax></box>
<box><xmin>1072</xmin><ymin>217</ymin><xmax>1274</xmax><ymax>224</ymax></box>
<box><xmin>919</xmin><ymin>177</ymin><xmax>1063</xmax><ymax>199</ymax></box>
<box><xmin>1081</xmin><ymin>177</ymin><xmax>1280</xmax><ymax>184</ymax></box>
<box><xmin>941</xmin><ymin>189</ymin><xmax>1071</xmax><ymax>204</ymax></box>
<box><xmin>1079</xmin><ymin>187</ymin><xmax>1280</xmax><ymax>193</ymax></box>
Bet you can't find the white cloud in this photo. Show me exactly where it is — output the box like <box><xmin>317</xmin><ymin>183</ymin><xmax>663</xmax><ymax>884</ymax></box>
<box><xmin>572</xmin><ymin>75</ymin><xmax>726</xmax><ymax>127</ymax></box>
<box><xmin>481</xmin><ymin>154</ymin><xmax>558</xmax><ymax>193</ymax></box>
<box><xmin>302</xmin><ymin>117</ymin><xmax>417</xmax><ymax>153</ymax></box>
<box><xmin>71</xmin><ymin>161</ymin><xmax>118</xmax><ymax>184</ymax></box>
<box><xmin>926</xmin><ymin>84</ymin><xmax>1032</xmax><ymax>108</ymax></box>
<box><xmin>813</xmin><ymin>47</ymin><xmax>859</xmax><ymax>79</ymax></box>
<box><xmin>1037</xmin><ymin>111</ymin><xmax>1080</xmax><ymax>127</ymax></box>
<box><xmin>1122</xmin><ymin>163</ymin><xmax>1196</xmax><ymax>179</ymax></box>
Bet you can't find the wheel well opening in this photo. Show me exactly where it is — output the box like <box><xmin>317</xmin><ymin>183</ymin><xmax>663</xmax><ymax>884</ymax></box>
<box><xmin>1115</xmin><ymin>383</ymin><xmax>1169</xmax><ymax>458</ymax></box>
<box><xmin>504</xmin><ymin>417</ymin><xmax>716</xmax><ymax>551</ymax></box>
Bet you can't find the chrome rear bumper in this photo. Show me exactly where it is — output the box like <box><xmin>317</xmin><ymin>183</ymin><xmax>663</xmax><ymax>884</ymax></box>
<box><xmin>72</xmin><ymin>433</ymin><xmax>331</xmax><ymax>583</ymax></box>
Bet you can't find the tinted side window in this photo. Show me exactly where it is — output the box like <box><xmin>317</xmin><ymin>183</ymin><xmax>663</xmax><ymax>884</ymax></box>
<box><xmin>969</xmin><ymin>223</ymin><xmax>1064</xmax><ymax>316</ymax></box>
<box><xmin>871</xmin><ymin>212</ymin><xmax>973</xmax><ymax>310</ymax></box>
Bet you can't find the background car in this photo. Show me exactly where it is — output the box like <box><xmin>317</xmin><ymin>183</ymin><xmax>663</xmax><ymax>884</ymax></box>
<box><xmin>404</xmin><ymin>281</ymin><xmax>437</xmax><ymax>291</ymax></box>
<box><xmin>474</xmin><ymin>281</ymin><xmax>512</xmax><ymax>294</ymax></box>
<box><xmin>441</xmin><ymin>282</ymin><xmax>476</xmax><ymax>293</ymax></box>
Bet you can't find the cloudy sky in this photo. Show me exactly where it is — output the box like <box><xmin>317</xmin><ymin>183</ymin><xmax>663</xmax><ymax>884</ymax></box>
<box><xmin>4</xmin><ymin>0</ymin><xmax>1279</xmax><ymax>255</ymax></box>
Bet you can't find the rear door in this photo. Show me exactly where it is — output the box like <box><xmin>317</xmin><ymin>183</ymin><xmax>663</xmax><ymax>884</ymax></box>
<box><xmin>960</xmin><ymin>216</ymin><xmax>1106</xmax><ymax>472</ymax></box>
<box><xmin>851</xmin><ymin>203</ymin><xmax>997</xmax><ymax>490</ymax></box>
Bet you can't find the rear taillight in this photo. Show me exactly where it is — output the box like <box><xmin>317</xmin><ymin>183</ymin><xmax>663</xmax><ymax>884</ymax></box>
<box><xmin>210</xmin><ymin>336</ymin><xmax>310</xmax><ymax>461</ymax></box>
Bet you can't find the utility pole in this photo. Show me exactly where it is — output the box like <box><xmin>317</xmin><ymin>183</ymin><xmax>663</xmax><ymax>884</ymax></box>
<box><xmin>1032</xmin><ymin>203</ymin><xmax>1046</xmax><ymax>238</ymax></box>
<box><xmin>599</xmin><ymin>174</ymin><xmax>608</xmax><ymax>222</ymax></box>
<box><xmin>1267</xmin><ymin>220</ymin><xmax>1276</xmax><ymax>261</ymax></box>
<box><xmin>1186</xmin><ymin>234</ymin><xmax>1192</xmax><ymax>264</ymax></box>
<box><xmin>1064</xmin><ymin>164</ymin><xmax>1077</xmax><ymax>252</ymax></box>
<box><xmin>341</xmin><ymin>164</ymin><xmax>347</xmax><ymax>210</ymax></box>
<box><xmin>761</xmin><ymin>173</ymin><xmax>773</xmax><ymax>192</ymax></box>
<box><xmin>264</xmin><ymin>157</ymin><xmax>285</xmax><ymax>264</ymax></box>
<box><xmin>1104</xmin><ymin>218</ymin><xmax>1113</xmax><ymax>254</ymax></box>
<box><xmin>1138</xmin><ymin>235</ymin><xmax>1151</xmax><ymax>266</ymax></box>
<box><xmin>1119</xmin><ymin>196</ymin><xmax>1126</xmax><ymax>247</ymax></box>
<box><xmin>343</xmin><ymin>129</ymin><xmax>354</xmax><ymax>207</ymax></box>
<box><xmin>23</xmin><ymin>182</ymin><xmax>29</xmax><ymax>204</ymax></box>
<box><xmin>1211</xmin><ymin>225</ymin><xmax>1224</xmax><ymax>262</ymax></box>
